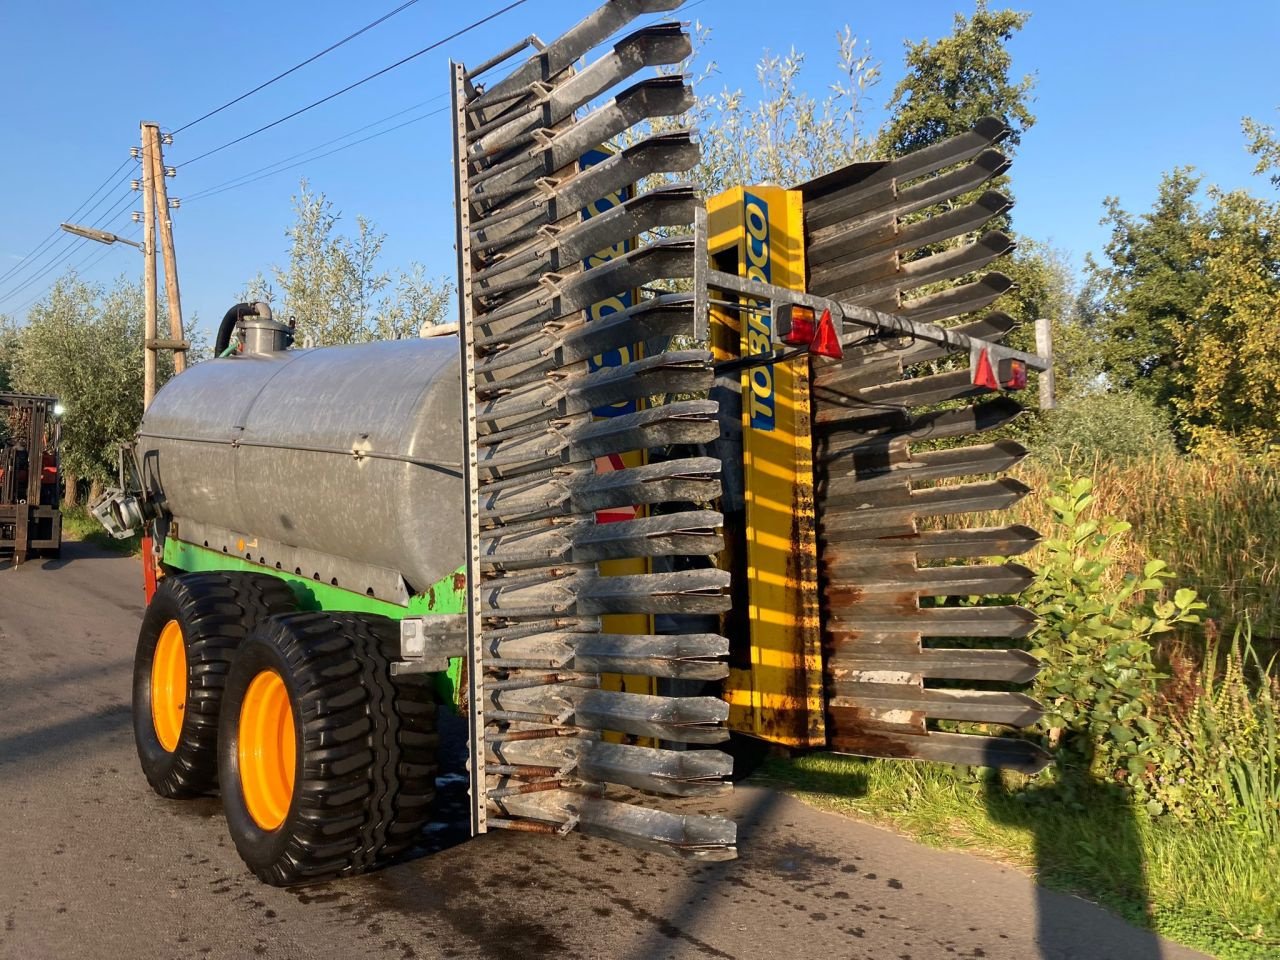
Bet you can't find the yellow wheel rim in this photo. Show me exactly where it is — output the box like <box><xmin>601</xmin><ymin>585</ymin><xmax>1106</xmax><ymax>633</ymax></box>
<box><xmin>150</xmin><ymin>620</ymin><xmax>187</xmax><ymax>752</ymax></box>
<box><xmin>238</xmin><ymin>669</ymin><xmax>296</xmax><ymax>831</ymax></box>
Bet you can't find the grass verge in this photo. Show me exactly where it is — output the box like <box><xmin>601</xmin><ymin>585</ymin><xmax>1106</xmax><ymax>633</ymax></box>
<box><xmin>60</xmin><ymin>504</ymin><xmax>141</xmax><ymax>555</ymax></box>
<box><xmin>756</xmin><ymin>754</ymin><xmax>1279</xmax><ymax>960</ymax></box>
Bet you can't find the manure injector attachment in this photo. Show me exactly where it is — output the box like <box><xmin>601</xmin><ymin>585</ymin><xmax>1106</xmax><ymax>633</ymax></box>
<box><xmin>94</xmin><ymin>0</ymin><xmax>1053</xmax><ymax>884</ymax></box>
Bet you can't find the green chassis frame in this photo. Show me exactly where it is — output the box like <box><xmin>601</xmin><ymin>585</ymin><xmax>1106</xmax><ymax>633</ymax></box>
<box><xmin>163</xmin><ymin>537</ymin><xmax>465</xmax><ymax>707</ymax></box>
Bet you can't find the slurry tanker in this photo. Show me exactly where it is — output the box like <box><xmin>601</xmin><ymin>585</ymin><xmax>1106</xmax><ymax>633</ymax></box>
<box><xmin>94</xmin><ymin>0</ymin><xmax>1051</xmax><ymax>884</ymax></box>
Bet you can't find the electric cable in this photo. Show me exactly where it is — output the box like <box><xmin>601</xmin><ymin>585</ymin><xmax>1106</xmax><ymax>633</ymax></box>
<box><xmin>172</xmin><ymin>0</ymin><xmax>425</xmax><ymax>134</ymax></box>
<box><xmin>177</xmin><ymin>0</ymin><xmax>529</xmax><ymax>170</ymax></box>
<box><xmin>0</xmin><ymin>157</ymin><xmax>136</xmax><ymax>289</ymax></box>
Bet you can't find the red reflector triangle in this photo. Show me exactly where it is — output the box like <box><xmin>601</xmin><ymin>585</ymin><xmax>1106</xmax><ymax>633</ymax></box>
<box><xmin>810</xmin><ymin>308</ymin><xmax>843</xmax><ymax>359</ymax></box>
<box><xmin>973</xmin><ymin>348</ymin><xmax>999</xmax><ymax>390</ymax></box>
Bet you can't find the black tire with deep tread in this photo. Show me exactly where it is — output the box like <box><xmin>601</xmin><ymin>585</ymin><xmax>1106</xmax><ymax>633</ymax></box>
<box><xmin>217</xmin><ymin>612</ymin><xmax>439</xmax><ymax>886</ymax></box>
<box><xmin>133</xmin><ymin>572</ymin><xmax>298</xmax><ymax>798</ymax></box>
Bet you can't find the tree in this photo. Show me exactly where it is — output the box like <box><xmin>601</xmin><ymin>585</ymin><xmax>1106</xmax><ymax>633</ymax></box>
<box><xmin>10</xmin><ymin>273</ymin><xmax>173</xmax><ymax>499</ymax></box>
<box><xmin>692</xmin><ymin>29</ymin><xmax>881</xmax><ymax>192</ymax></box>
<box><xmin>1173</xmin><ymin>188</ymin><xmax>1280</xmax><ymax>453</ymax></box>
<box><xmin>247</xmin><ymin>180</ymin><xmax>452</xmax><ymax>345</ymax></box>
<box><xmin>1243</xmin><ymin>114</ymin><xmax>1280</xmax><ymax>189</ymax></box>
<box><xmin>1081</xmin><ymin>168</ymin><xmax>1209</xmax><ymax>418</ymax></box>
<box><xmin>879</xmin><ymin>1</ymin><xmax>1036</xmax><ymax>160</ymax></box>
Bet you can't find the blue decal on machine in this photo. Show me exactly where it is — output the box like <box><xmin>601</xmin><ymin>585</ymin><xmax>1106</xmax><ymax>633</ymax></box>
<box><xmin>743</xmin><ymin>191</ymin><xmax>774</xmax><ymax>432</ymax></box>
<box><xmin>581</xmin><ymin>149</ymin><xmax>635</xmax><ymax>419</ymax></box>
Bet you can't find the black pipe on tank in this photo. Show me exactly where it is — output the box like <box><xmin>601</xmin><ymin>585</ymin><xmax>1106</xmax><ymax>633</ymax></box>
<box><xmin>215</xmin><ymin>302</ymin><xmax>271</xmax><ymax>357</ymax></box>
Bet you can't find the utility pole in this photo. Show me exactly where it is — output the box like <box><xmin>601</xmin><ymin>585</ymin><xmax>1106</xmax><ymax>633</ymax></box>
<box><xmin>1035</xmin><ymin>317</ymin><xmax>1056</xmax><ymax>410</ymax></box>
<box><xmin>139</xmin><ymin>121</ymin><xmax>188</xmax><ymax>408</ymax></box>
<box><xmin>140</xmin><ymin>122</ymin><xmax>159</xmax><ymax>408</ymax></box>
<box><xmin>143</xmin><ymin>122</ymin><xmax>186</xmax><ymax>374</ymax></box>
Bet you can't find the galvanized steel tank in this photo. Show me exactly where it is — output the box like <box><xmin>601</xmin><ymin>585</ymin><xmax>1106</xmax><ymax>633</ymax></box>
<box><xmin>137</xmin><ymin>338</ymin><xmax>465</xmax><ymax>598</ymax></box>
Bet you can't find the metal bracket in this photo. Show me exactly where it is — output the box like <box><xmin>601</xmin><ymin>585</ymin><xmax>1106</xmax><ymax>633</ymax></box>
<box><xmin>392</xmin><ymin>615</ymin><xmax>468</xmax><ymax>675</ymax></box>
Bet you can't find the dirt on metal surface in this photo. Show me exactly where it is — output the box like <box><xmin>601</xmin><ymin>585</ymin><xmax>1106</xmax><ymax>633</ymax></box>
<box><xmin>0</xmin><ymin>542</ymin><xmax>1206</xmax><ymax>960</ymax></box>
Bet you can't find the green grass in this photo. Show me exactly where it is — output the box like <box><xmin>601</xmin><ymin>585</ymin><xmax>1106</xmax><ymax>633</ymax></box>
<box><xmin>60</xmin><ymin>504</ymin><xmax>141</xmax><ymax>554</ymax></box>
<box><xmin>755</xmin><ymin>754</ymin><xmax>1280</xmax><ymax>960</ymax></box>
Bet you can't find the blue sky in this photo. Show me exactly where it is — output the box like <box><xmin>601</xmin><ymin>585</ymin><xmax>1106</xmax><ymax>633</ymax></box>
<box><xmin>1</xmin><ymin>0</ymin><xmax>1277</xmax><ymax>337</ymax></box>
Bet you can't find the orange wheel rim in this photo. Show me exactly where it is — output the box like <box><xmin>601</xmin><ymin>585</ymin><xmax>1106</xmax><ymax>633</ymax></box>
<box><xmin>150</xmin><ymin>620</ymin><xmax>187</xmax><ymax>752</ymax></box>
<box><xmin>238</xmin><ymin>670</ymin><xmax>296</xmax><ymax>831</ymax></box>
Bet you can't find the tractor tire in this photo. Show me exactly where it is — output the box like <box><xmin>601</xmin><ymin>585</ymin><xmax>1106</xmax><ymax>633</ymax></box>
<box><xmin>133</xmin><ymin>572</ymin><xmax>298</xmax><ymax>799</ymax></box>
<box><xmin>217</xmin><ymin>612</ymin><xmax>439</xmax><ymax>886</ymax></box>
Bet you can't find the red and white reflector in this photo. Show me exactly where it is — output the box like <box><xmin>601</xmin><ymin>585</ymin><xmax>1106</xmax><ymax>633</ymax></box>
<box><xmin>780</xmin><ymin>305</ymin><xmax>843</xmax><ymax>359</ymax></box>
<box><xmin>972</xmin><ymin>348</ymin><xmax>999</xmax><ymax>390</ymax></box>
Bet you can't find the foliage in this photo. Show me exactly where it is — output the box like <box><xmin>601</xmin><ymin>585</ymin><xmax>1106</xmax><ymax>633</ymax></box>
<box><xmin>8</xmin><ymin>273</ymin><xmax>176</xmax><ymax>489</ymax></box>
<box><xmin>1148</xmin><ymin>626</ymin><xmax>1280</xmax><ymax>834</ymax></box>
<box><xmin>1081</xmin><ymin>168</ymin><xmax>1209</xmax><ymax>420</ymax></box>
<box><xmin>61</xmin><ymin>504</ymin><xmax>140</xmax><ymax>554</ymax></box>
<box><xmin>1172</xmin><ymin>188</ymin><xmax>1280</xmax><ymax>454</ymax></box>
<box><xmin>1017</xmin><ymin>390</ymin><xmax>1178</xmax><ymax>465</ymax></box>
<box><xmin>879</xmin><ymin>1</ymin><xmax>1036</xmax><ymax>160</ymax></box>
<box><xmin>1243</xmin><ymin>114</ymin><xmax>1280</xmax><ymax>189</ymax></box>
<box><xmin>0</xmin><ymin>317</ymin><xmax>18</xmax><ymax>393</ymax></box>
<box><xmin>988</xmin><ymin>453</ymin><xmax>1280</xmax><ymax>638</ymax></box>
<box><xmin>246</xmin><ymin>179</ymin><xmax>452</xmax><ymax>345</ymax></box>
<box><xmin>1019</xmin><ymin>475</ymin><xmax>1206</xmax><ymax>783</ymax></box>
<box><xmin>692</xmin><ymin>28</ymin><xmax>881</xmax><ymax>192</ymax></box>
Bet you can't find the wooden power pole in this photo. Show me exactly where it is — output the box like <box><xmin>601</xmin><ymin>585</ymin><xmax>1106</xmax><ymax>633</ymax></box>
<box><xmin>139</xmin><ymin>121</ymin><xmax>188</xmax><ymax>408</ymax></box>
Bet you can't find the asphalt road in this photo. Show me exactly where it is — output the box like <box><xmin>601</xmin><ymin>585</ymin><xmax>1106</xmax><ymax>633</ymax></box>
<box><xmin>0</xmin><ymin>541</ymin><xmax>1208</xmax><ymax>960</ymax></box>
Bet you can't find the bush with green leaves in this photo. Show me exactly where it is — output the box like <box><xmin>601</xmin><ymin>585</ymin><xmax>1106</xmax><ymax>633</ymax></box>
<box><xmin>1020</xmin><ymin>475</ymin><xmax>1205</xmax><ymax>787</ymax></box>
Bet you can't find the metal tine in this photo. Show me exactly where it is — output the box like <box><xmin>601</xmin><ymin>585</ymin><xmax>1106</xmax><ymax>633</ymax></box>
<box><xmin>471</xmin><ymin>78</ymin><xmax>694</xmax><ymax>202</ymax></box>
<box><xmin>830</xmin><ymin>231</ymin><xmax>1015</xmax><ymax>307</ymax></box>
<box><xmin>491</xmin><ymin>737</ymin><xmax>733</xmax><ymax>797</ymax></box>
<box><xmin>829</xmin><ymin>686</ymin><xmax>1043</xmax><ymax>727</ymax></box>
<box><xmin>477</xmin><ymin>399</ymin><xmax>719</xmax><ymax>475</ymax></box>
<box><xmin>469</xmin><ymin>22</ymin><xmax>692</xmax><ymax>155</ymax></box>
<box><xmin>808</xmin><ymin>189</ymin><xmax>1012</xmax><ymax>275</ymax></box>
<box><xmin>480</xmin><ymin>457</ymin><xmax>721</xmax><ymax>525</ymax></box>
<box><xmin>822</xmin><ymin>440</ymin><xmax>1028</xmax><ymax>493</ymax></box>
<box><xmin>477</xmin><ymin>350</ymin><xmax>711</xmax><ymax>425</ymax></box>
<box><xmin>576</xmin><ymin>568</ymin><xmax>731</xmax><ymax>615</ymax></box>
<box><xmin>801</xmin><ymin>117</ymin><xmax>1010</xmax><ymax>232</ymax></box>
<box><xmin>474</xmin><ymin>185</ymin><xmax>697</xmax><ymax>287</ymax></box>
<box><xmin>495</xmin><ymin>685</ymin><xmax>730</xmax><ymax>743</ymax></box>
<box><xmin>484</xmin><ymin>617</ymin><xmax>601</xmax><ymax>642</ymax></box>
<box><xmin>821</xmin><ymin>476</ymin><xmax>1031</xmax><ymax>531</ymax></box>
<box><xmin>479</xmin><ymin>567</ymin><xmax>731</xmax><ymax>618</ymax></box>
<box><xmin>815</xmin><ymin>397</ymin><xmax>1024</xmax><ymax>458</ymax></box>
<box><xmin>827</xmin><ymin>646</ymin><xmax>1041</xmax><ymax>684</ymax></box>
<box><xmin>816</xmin><ymin>371</ymin><xmax>993</xmax><ymax>426</ymax></box>
<box><xmin>469</xmin><ymin>133</ymin><xmax>700</xmax><ymax>251</ymax></box>
<box><xmin>841</xmin><ymin>561</ymin><xmax>1036</xmax><ymax>598</ymax></box>
<box><xmin>474</xmin><ymin>295</ymin><xmax>693</xmax><ymax>382</ymax></box>
<box><xmin>492</xmin><ymin>631</ymin><xmax>729</xmax><ymax>680</ymax></box>
<box><xmin>471</xmin><ymin>0</ymin><xmax>684</xmax><ymax>110</ymax></box>
<box><xmin>476</xmin><ymin>240</ymin><xmax>695</xmax><ymax>339</ymax></box>
<box><xmin>479</xmin><ymin>510</ymin><xmax>724</xmax><ymax>569</ymax></box>
<box><xmin>805</xmin><ymin>149</ymin><xmax>1011</xmax><ymax>252</ymax></box>
<box><xmin>829</xmin><ymin>727</ymin><xmax>1050</xmax><ymax>775</ymax></box>
<box><xmin>822</xmin><ymin>524</ymin><xmax>1043</xmax><ymax>563</ymax></box>
<box><xmin>494</xmin><ymin>790</ymin><xmax>738</xmax><ymax>861</ymax></box>
<box><xmin>827</xmin><ymin>602</ymin><xmax>1040</xmax><ymax>639</ymax></box>
<box><xmin>890</xmin><ymin>272</ymin><xmax>1014</xmax><ymax>326</ymax></box>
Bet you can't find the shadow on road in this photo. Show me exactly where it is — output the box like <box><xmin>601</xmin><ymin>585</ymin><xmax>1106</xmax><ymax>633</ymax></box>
<box><xmin>983</xmin><ymin>739</ymin><xmax>1166</xmax><ymax>960</ymax></box>
<box><xmin>0</xmin><ymin>539</ymin><xmax>129</xmax><ymax>573</ymax></box>
<box><xmin>0</xmin><ymin>702</ymin><xmax>131</xmax><ymax>774</ymax></box>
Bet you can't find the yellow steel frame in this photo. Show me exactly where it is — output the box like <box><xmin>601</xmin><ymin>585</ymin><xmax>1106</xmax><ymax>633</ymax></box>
<box><xmin>708</xmin><ymin>186</ymin><xmax>824</xmax><ymax>748</ymax></box>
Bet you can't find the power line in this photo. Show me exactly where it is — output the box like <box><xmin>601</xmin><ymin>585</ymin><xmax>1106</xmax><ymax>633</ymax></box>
<box><xmin>186</xmin><ymin>104</ymin><xmax>447</xmax><ymax>203</ymax></box>
<box><xmin>0</xmin><ymin>174</ymin><xmax>137</xmax><ymax>305</ymax></box>
<box><xmin>178</xmin><ymin>0</ymin><xmax>529</xmax><ymax>169</ymax></box>
<box><xmin>0</xmin><ymin>190</ymin><xmax>137</xmax><ymax>308</ymax></box>
<box><xmin>172</xmin><ymin>0</ymin><xmax>426</xmax><ymax>135</ymax></box>
<box><xmin>0</xmin><ymin>156</ymin><xmax>136</xmax><ymax>289</ymax></box>
<box><xmin>12</xmin><ymin>221</ymin><xmax>141</xmax><ymax>316</ymax></box>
